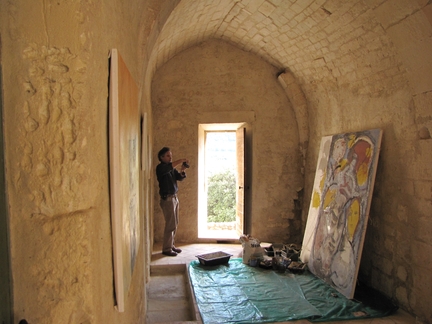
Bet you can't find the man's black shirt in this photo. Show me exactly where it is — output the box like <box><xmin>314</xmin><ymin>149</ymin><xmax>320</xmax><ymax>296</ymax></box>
<box><xmin>156</xmin><ymin>162</ymin><xmax>186</xmax><ymax>198</ymax></box>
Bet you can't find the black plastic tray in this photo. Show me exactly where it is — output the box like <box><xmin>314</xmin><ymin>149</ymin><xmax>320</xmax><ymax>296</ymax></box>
<box><xmin>264</xmin><ymin>247</ymin><xmax>274</xmax><ymax>256</ymax></box>
<box><xmin>196</xmin><ymin>251</ymin><xmax>232</xmax><ymax>266</ymax></box>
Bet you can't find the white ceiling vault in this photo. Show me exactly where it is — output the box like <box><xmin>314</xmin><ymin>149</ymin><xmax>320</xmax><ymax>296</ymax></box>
<box><xmin>148</xmin><ymin>0</ymin><xmax>402</xmax><ymax>91</ymax></box>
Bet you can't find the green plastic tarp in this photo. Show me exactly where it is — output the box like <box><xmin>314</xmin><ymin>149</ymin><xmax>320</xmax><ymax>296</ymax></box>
<box><xmin>188</xmin><ymin>258</ymin><xmax>396</xmax><ymax>324</ymax></box>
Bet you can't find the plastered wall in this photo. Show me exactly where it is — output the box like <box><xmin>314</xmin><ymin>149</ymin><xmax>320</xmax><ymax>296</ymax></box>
<box><xmin>0</xmin><ymin>0</ymin><xmax>153</xmax><ymax>323</ymax></box>
<box><xmin>152</xmin><ymin>39</ymin><xmax>304</xmax><ymax>245</ymax></box>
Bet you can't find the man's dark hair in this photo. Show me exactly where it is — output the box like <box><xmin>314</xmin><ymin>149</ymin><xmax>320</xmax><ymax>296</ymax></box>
<box><xmin>158</xmin><ymin>147</ymin><xmax>170</xmax><ymax>161</ymax></box>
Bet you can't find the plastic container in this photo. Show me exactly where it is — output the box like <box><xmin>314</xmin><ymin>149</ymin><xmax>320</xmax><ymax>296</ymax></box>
<box><xmin>196</xmin><ymin>251</ymin><xmax>233</xmax><ymax>266</ymax></box>
<box><xmin>249</xmin><ymin>257</ymin><xmax>258</xmax><ymax>267</ymax></box>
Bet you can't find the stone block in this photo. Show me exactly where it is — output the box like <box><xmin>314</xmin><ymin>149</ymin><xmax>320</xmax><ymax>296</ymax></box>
<box><xmin>396</xmin><ymin>286</ymin><xmax>409</xmax><ymax>306</ymax></box>
<box><xmin>376</xmin><ymin>256</ymin><xmax>394</xmax><ymax>276</ymax></box>
<box><xmin>397</xmin><ymin>265</ymin><xmax>408</xmax><ymax>281</ymax></box>
<box><xmin>412</xmin><ymin>267</ymin><xmax>432</xmax><ymax>320</ymax></box>
<box><xmin>413</xmin><ymin>196</ymin><xmax>432</xmax><ymax>217</ymax></box>
<box><xmin>386</xmin><ymin>11</ymin><xmax>432</xmax><ymax>94</ymax></box>
<box><xmin>373</xmin><ymin>0</ymin><xmax>421</xmax><ymax>29</ymax></box>
<box><xmin>258</xmin><ymin>1</ymin><xmax>275</xmax><ymax>17</ymax></box>
<box><xmin>414</xmin><ymin>180</ymin><xmax>432</xmax><ymax>200</ymax></box>
<box><xmin>410</xmin><ymin>240</ymin><xmax>432</xmax><ymax>269</ymax></box>
<box><xmin>417</xmin><ymin>215</ymin><xmax>432</xmax><ymax>243</ymax></box>
<box><xmin>397</xmin><ymin>204</ymin><xmax>408</xmax><ymax>222</ymax></box>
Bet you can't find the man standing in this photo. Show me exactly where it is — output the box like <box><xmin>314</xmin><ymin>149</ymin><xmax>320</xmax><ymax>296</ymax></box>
<box><xmin>156</xmin><ymin>147</ymin><xmax>189</xmax><ymax>256</ymax></box>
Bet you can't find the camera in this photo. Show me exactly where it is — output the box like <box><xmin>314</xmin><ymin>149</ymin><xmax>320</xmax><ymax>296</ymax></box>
<box><xmin>182</xmin><ymin>161</ymin><xmax>190</xmax><ymax>168</ymax></box>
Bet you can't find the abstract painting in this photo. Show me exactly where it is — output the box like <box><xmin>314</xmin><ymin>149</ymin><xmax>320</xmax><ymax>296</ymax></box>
<box><xmin>301</xmin><ymin>129</ymin><xmax>382</xmax><ymax>298</ymax></box>
<box><xmin>109</xmin><ymin>49</ymin><xmax>140</xmax><ymax>312</ymax></box>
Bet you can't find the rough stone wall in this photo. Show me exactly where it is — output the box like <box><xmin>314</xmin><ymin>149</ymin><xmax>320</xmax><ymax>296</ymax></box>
<box><xmin>298</xmin><ymin>4</ymin><xmax>432</xmax><ymax>323</ymax></box>
<box><xmin>152</xmin><ymin>39</ymin><xmax>304</xmax><ymax>244</ymax></box>
<box><xmin>0</xmin><ymin>0</ymin><xmax>152</xmax><ymax>323</ymax></box>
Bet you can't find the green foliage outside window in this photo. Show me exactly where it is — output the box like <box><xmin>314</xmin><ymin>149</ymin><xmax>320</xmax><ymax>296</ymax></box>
<box><xmin>207</xmin><ymin>170</ymin><xmax>236</xmax><ymax>223</ymax></box>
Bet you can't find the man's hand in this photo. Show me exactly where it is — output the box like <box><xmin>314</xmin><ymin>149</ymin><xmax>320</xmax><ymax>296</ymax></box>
<box><xmin>180</xmin><ymin>159</ymin><xmax>189</xmax><ymax>171</ymax></box>
<box><xmin>172</xmin><ymin>158</ymin><xmax>189</xmax><ymax>169</ymax></box>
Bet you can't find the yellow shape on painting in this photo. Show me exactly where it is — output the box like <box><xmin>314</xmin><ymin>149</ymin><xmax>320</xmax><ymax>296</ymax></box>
<box><xmin>357</xmin><ymin>163</ymin><xmax>369</xmax><ymax>186</ymax></box>
<box><xmin>347</xmin><ymin>199</ymin><xmax>360</xmax><ymax>242</ymax></box>
<box><xmin>339</xmin><ymin>158</ymin><xmax>348</xmax><ymax>170</ymax></box>
<box><xmin>311</xmin><ymin>171</ymin><xmax>327</xmax><ymax>208</ymax></box>
<box><xmin>312</xmin><ymin>191</ymin><xmax>321</xmax><ymax>208</ymax></box>
<box><xmin>323</xmin><ymin>188</ymin><xmax>336</xmax><ymax>208</ymax></box>
<box><xmin>348</xmin><ymin>135</ymin><xmax>356</xmax><ymax>148</ymax></box>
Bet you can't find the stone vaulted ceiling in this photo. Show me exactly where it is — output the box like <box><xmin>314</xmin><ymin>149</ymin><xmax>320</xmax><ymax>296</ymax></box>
<box><xmin>148</xmin><ymin>0</ymin><xmax>408</xmax><ymax>91</ymax></box>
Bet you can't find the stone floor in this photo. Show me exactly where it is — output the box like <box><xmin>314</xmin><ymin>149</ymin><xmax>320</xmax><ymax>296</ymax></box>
<box><xmin>147</xmin><ymin>243</ymin><xmax>417</xmax><ymax>324</ymax></box>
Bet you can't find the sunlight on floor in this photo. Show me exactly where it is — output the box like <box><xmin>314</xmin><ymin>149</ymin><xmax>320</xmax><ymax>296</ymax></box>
<box><xmin>198</xmin><ymin>228</ymin><xmax>238</xmax><ymax>239</ymax></box>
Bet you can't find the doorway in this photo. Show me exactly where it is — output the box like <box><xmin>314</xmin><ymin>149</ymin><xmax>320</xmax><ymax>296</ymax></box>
<box><xmin>198</xmin><ymin>123</ymin><xmax>246</xmax><ymax>239</ymax></box>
